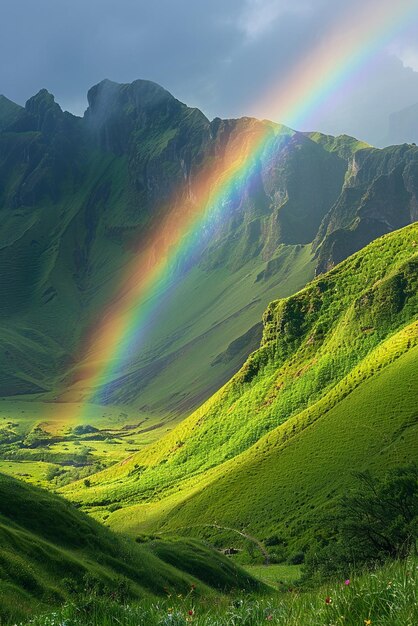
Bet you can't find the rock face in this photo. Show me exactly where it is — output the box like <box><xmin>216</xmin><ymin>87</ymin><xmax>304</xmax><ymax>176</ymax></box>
<box><xmin>314</xmin><ymin>144</ymin><xmax>418</xmax><ymax>273</ymax></box>
<box><xmin>0</xmin><ymin>79</ymin><xmax>416</xmax><ymax>408</ymax></box>
<box><xmin>84</xmin><ymin>79</ymin><xmax>186</xmax><ymax>154</ymax></box>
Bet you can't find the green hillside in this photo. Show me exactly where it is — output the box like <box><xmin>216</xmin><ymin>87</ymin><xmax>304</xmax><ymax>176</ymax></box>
<box><xmin>63</xmin><ymin>224</ymin><xmax>418</xmax><ymax>555</ymax></box>
<box><xmin>0</xmin><ymin>473</ymin><xmax>261</xmax><ymax>623</ymax></box>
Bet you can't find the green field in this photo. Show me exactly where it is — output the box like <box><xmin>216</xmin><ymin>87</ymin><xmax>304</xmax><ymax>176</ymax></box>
<box><xmin>0</xmin><ymin>398</ymin><xmax>178</xmax><ymax>489</ymax></box>
<box><xmin>0</xmin><ymin>399</ymin><xmax>177</xmax><ymax>488</ymax></box>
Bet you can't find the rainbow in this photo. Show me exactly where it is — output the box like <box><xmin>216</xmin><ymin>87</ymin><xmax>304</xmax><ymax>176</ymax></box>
<box><xmin>57</xmin><ymin>0</ymin><xmax>417</xmax><ymax>426</ymax></box>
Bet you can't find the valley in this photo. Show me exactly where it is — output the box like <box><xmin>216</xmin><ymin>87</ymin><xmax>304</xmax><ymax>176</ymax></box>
<box><xmin>0</xmin><ymin>78</ymin><xmax>417</xmax><ymax>625</ymax></box>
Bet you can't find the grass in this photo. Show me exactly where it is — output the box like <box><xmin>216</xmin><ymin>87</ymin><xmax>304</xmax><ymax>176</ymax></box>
<box><xmin>99</xmin><ymin>329</ymin><xmax>418</xmax><ymax>547</ymax></box>
<box><xmin>61</xmin><ymin>224</ymin><xmax>418</xmax><ymax>551</ymax></box>
<box><xmin>243</xmin><ymin>564</ymin><xmax>301</xmax><ymax>588</ymax></box>
<box><xmin>0</xmin><ymin>400</ymin><xmax>176</xmax><ymax>488</ymax></box>
<box><xmin>0</xmin><ymin>474</ymin><xmax>261</xmax><ymax>624</ymax></box>
<box><xmin>9</xmin><ymin>557</ymin><xmax>418</xmax><ymax>626</ymax></box>
<box><xmin>307</xmin><ymin>131</ymin><xmax>370</xmax><ymax>160</ymax></box>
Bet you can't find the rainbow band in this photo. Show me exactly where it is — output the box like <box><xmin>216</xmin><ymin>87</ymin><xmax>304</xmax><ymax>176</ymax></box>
<box><xmin>58</xmin><ymin>0</ymin><xmax>417</xmax><ymax>425</ymax></box>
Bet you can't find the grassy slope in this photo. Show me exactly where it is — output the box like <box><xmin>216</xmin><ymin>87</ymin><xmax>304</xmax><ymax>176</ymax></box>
<box><xmin>17</xmin><ymin>557</ymin><xmax>418</xmax><ymax>626</ymax></box>
<box><xmin>104</xmin><ymin>243</ymin><xmax>315</xmax><ymax>414</ymax></box>
<box><xmin>0</xmin><ymin>244</ymin><xmax>314</xmax><ymax>488</ymax></box>
<box><xmin>63</xmin><ymin>224</ymin><xmax>418</xmax><ymax>549</ymax></box>
<box><xmin>307</xmin><ymin>131</ymin><xmax>370</xmax><ymax>160</ymax></box>
<box><xmin>0</xmin><ymin>150</ymin><xmax>132</xmax><ymax>394</ymax></box>
<box><xmin>0</xmin><ymin>474</ymin><xmax>261</xmax><ymax>623</ymax></box>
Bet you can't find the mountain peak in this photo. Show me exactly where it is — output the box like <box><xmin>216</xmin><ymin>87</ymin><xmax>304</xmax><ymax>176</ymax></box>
<box><xmin>24</xmin><ymin>89</ymin><xmax>64</xmax><ymax>132</ymax></box>
<box><xmin>84</xmin><ymin>78</ymin><xmax>183</xmax><ymax>153</ymax></box>
<box><xmin>85</xmin><ymin>78</ymin><xmax>176</xmax><ymax>123</ymax></box>
<box><xmin>25</xmin><ymin>88</ymin><xmax>61</xmax><ymax>115</ymax></box>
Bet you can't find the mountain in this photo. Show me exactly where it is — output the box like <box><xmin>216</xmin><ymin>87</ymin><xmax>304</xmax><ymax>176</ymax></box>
<box><xmin>0</xmin><ymin>95</ymin><xmax>22</xmax><ymax>130</ymax></box>
<box><xmin>0</xmin><ymin>472</ymin><xmax>260</xmax><ymax>622</ymax></box>
<box><xmin>0</xmin><ymin>79</ymin><xmax>417</xmax><ymax>421</ymax></box>
<box><xmin>313</xmin><ymin>142</ymin><xmax>418</xmax><ymax>273</ymax></box>
<box><xmin>64</xmin><ymin>223</ymin><xmax>418</xmax><ymax>556</ymax></box>
<box><xmin>388</xmin><ymin>102</ymin><xmax>418</xmax><ymax>146</ymax></box>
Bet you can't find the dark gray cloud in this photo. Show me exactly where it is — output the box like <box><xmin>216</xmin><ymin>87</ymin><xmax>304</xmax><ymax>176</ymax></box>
<box><xmin>2</xmin><ymin>0</ymin><xmax>418</xmax><ymax>145</ymax></box>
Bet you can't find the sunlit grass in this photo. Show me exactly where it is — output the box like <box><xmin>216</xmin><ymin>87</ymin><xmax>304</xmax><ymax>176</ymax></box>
<box><xmin>0</xmin><ymin>401</ymin><xmax>173</xmax><ymax>487</ymax></box>
<box><xmin>243</xmin><ymin>564</ymin><xmax>301</xmax><ymax>588</ymax></box>
<box><xmin>13</xmin><ymin>558</ymin><xmax>418</xmax><ymax>626</ymax></box>
<box><xmin>58</xmin><ymin>225</ymin><xmax>418</xmax><ymax>556</ymax></box>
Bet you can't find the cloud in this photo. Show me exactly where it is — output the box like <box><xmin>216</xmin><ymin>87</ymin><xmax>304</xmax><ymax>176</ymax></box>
<box><xmin>307</xmin><ymin>53</ymin><xmax>418</xmax><ymax>145</ymax></box>
<box><xmin>390</xmin><ymin>23</ymin><xmax>418</xmax><ymax>73</ymax></box>
<box><xmin>399</xmin><ymin>50</ymin><xmax>418</xmax><ymax>72</ymax></box>
<box><xmin>237</xmin><ymin>0</ymin><xmax>312</xmax><ymax>40</ymax></box>
<box><xmin>0</xmin><ymin>0</ymin><xmax>417</xmax><ymax>145</ymax></box>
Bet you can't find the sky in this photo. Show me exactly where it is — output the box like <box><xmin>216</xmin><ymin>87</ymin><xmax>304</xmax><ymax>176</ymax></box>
<box><xmin>2</xmin><ymin>0</ymin><xmax>418</xmax><ymax>146</ymax></box>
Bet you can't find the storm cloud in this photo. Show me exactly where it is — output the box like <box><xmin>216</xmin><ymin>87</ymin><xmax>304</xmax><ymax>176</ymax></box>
<box><xmin>2</xmin><ymin>0</ymin><xmax>418</xmax><ymax>145</ymax></box>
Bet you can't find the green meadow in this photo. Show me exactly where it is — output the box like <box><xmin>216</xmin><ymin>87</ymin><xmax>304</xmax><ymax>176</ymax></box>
<box><xmin>0</xmin><ymin>400</ymin><xmax>174</xmax><ymax>488</ymax></box>
<box><xmin>1</xmin><ymin>465</ymin><xmax>416</xmax><ymax>625</ymax></box>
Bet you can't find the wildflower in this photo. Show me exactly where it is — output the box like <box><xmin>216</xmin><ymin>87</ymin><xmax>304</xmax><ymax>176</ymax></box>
<box><xmin>167</xmin><ymin>607</ymin><xmax>173</xmax><ymax>614</ymax></box>
<box><xmin>188</xmin><ymin>609</ymin><xmax>194</xmax><ymax>616</ymax></box>
<box><xmin>266</xmin><ymin>615</ymin><xmax>273</xmax><ymax>621</ymax></box>
<box><xmin>364</xmin><ymin>620</ymin><xmax>372</xmax><ymax>625</ymax></box>
<box><xmin>325</xmin><ymin>596</ymin><xmax>332</xmax><ymax>604</ymax></box>
<box><xmin>344</xmin><ymin>579</ymin><xmax>350</xmax><ymax>586</ymax></box>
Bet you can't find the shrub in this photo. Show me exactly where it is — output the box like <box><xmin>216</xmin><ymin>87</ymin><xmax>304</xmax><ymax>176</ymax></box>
<box><xmin>303</xmin><ymin>464</ymin><xmax>418</xmax><ymax>580</ymax></box>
